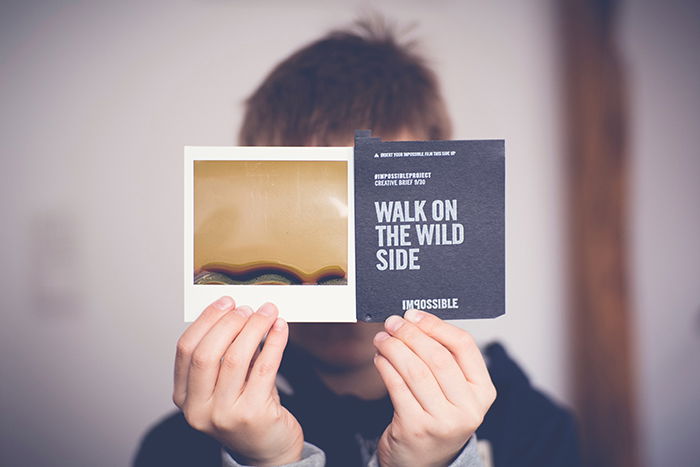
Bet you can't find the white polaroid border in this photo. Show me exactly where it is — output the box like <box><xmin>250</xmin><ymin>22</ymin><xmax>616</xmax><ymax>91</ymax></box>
<box><xmin>184</xmin><ymin>146</ymin><xmax>356</xmax><ymax>323</ymax></box>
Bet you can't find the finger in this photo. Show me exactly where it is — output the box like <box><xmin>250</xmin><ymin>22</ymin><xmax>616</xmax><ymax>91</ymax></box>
<box><xmin>246</xmin><ymin>345</ymin><xmax>262</xmax><ymax>382</ymax></box>
<box><xmin>174</xmin><ymin>296</ymin><xmax>236</xmax><ymax>407</ymax></box>
<box><xmin>384</xmin><ymin>315</ymin><xmax>471</xmax><ymax>407</ymax></box>
<box><xmin>185</xmin><ymin>305</ymin><xmax>254</xmax><ymax>405</ymax></box>
<box><xmin>214</xmin><ymin>302</ymin><xmax>279</xmax><ymax>399</ymax></box>
<box><xmin>373</xmin><ymin>353</ymin><xmax>423</xmax><ymax>418</ymax></box>
<box><xmin>373</xmin><ymin>331</ymin><xmax>447</xmax><ymax>416</ymax></box>
<box><xmin>243</xmin><ymin>316</ymin><xmax>289</xmax><ymax>400</ymax></box>
<box><xmin>404</xmin><ymin>309</ymin><xmax>491</xmax><ymax>387</ymax></box>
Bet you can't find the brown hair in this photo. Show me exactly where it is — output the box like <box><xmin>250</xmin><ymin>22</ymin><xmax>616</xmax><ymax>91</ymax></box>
<box><xmin>238</xmin><ymin>18</ymin><xmax>452</xmax><ymax>146</ymax></box>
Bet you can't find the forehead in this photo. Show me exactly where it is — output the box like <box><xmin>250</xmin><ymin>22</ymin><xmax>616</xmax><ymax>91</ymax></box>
<box><xmin>323</xmin><ymin>130</ymin><xmax>425</xmax><ymax>147</ymax></box>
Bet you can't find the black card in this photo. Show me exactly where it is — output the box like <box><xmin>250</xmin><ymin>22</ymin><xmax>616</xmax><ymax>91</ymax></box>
<box><xmin>353</xmin><ymin>131</ymin><xmax>505</xmax><ymax>322</ymax></box>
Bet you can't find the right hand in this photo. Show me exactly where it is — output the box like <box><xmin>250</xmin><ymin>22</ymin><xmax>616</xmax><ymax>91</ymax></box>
<box><xmin>173</xmin><ymin>296</ymin><xmax>304</xmax><ymax>466</ymax></box>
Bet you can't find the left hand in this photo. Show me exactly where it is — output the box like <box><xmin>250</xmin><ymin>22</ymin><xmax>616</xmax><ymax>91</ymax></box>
<box><xmin>373</xmin><ymin>309</ymin><xmax>496</xmax><ymax>467</ymax></box>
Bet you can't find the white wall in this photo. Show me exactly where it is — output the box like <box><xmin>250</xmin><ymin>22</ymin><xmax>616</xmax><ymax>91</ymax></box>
<box><xmin>622</xmin><ymin>1</ymin><xmax>700</xmax><ymax>466</ymax></box>
<box><xmin>0</xmin><ymin>1</ymin><xmax>568</xmax><ymax>465</ymax></box>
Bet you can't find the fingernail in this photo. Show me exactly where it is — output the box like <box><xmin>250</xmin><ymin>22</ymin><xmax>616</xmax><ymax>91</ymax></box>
<box><xmin>257</xmin><ymin>302</ymin><xmax>277</xmax><ymax>317</ymax></box>
<box><xmin>214</xmin><ymin>296</ymin><xmax>234</xmax><ymax>310</ymax></box>
<box><xmin>374</xmin><ymin>331</ymin><xmax>390</xmax><ymax>342</ymax></box>
<box><xmin>235</xmin><ymin>305</ymin><xmax>253</xmax><ymax>317</ymax></box>
<box><xmin>404</xmin><ymin>309</ymin><xmax>424</xmax><ymax>323</ymax></box>
<box><xmin>273</xmin><ymin>317</ymin><xmax>286</xmax><ymax>331</ymax></box>
<box><xmin>385</xmin><ymin>315</ymin><xmax>404</xmax><ymax>332</ymax></box>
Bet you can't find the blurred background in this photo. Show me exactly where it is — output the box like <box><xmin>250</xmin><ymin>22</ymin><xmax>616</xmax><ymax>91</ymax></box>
<box><xmin>0</xmin><ymin>0</ymin><xmax>698</xmax><ymax>466</ymax></box>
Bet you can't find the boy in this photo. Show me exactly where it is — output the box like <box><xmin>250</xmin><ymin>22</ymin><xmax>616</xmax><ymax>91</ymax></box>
<box><xmin>135</xmin><ymin>21</ymin><xmax>580</xmax><ymax>467</ymax></box>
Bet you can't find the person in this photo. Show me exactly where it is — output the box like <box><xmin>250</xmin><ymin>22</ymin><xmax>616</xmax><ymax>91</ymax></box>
<box><xmin>134</xmin><ymin>20</ymin><xmax>581</xmax><ymax>467</ymax></box>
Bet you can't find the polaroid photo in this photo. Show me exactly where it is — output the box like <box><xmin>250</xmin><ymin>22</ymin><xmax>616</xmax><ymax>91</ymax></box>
<box><xmin>184</xmin><ymin>146</ymin><xmax>355</xmax><ymax>322</ymax></box>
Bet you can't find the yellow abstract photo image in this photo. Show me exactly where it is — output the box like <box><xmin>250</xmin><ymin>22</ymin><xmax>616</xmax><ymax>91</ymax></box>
<box><xmin>193</xmin><ymin>160</ymin><xmax>348</xmax><ymax>286</ymax></box>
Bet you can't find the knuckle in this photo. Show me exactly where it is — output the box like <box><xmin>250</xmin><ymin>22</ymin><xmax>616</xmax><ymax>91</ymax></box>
<box><xmin>457</xmin><ymin>332</ymin><xmax>476</xmax><ymax>350</ymax></box>
<box><xmin>255</xmin><ymin>359</ymin><xmax>276</xmax><ymax>378</ymax></box>
<box><xmin>210</xmin><ymin>409</ymin><xmax>231</xmax><ymax>431</ymax></box>
<box><xmin>191</xmin><ymin>349</ymin><xmax>216</xmax><ymax>369</ymax></box>
<box><xmin>464</xmin><ymin>405</ymin><xmax>485</xmax><ymax>428</ymax></box>
<box><xmin>234</xmin><ymin>409</ymin><xmax>257</xmax><ymax>428</ymax></box>
<box><xmin>430</xmin><ymin>350</ymin><xmax>454</xmax><ymax>371</ymax></box>
<box><xmin>268</xmin><ymin>404</ymin><xmax>284</xmax><ymax>423</ymax></box>
<box><xmin>435</xmin><ymin>417</ymin><xmax>467</xmax><ymax>439</ymax></box>
<box><xmin>398</xmin><ymin>323</ymin><xmax>421</xmax><ymax>341</ymax></box>
<box><xmin>176</xmin><ymin>338</ymin><xmax>194</xmax><ymax>360</ymax></box>
<box><xmin>172</xmin><ymin>392</ymin><xmax>184</xmax><ymax>408</ymax></box>
<box><xmin>428</xmin><ymin>421</ymin><xmax>451</xmax><ymax>438</ymax></box>
<box><xmin>202</xmin><ymin>304</ymin><xmax>224</xmax><ymax>320</ymax></box>
<box><xmin>406</xmin><ymin>362</ymin><xmax>432</xmax><ymax>384</ymax></box>
<box><xmin>221</xmin><ymin>352</ymin><xmax>243</xmax><ymax>371</ymax></box>
<box><xmin>373</xmin><ymin>335</ymin><xmax>393</xmax><ymax>354</ymax></box>
<box><xmin>487</xmin><ymin>383</ymin><xmax>497</xmax><ymax>404</ymax></box>
<box><xmin>183</xmin><ymin>409</ymin><xmax>209</xmax><ymax>432</ymax></box>
<box><xmin>247</xmin><ymin>312</ymin><xmax>271</xmax><ymax>329</ymax></box>
<box><xmin>387</xmin><ymin>373</ymin><xmax>408</xmax><ymax>391</ymax></box>
<box><xmin>419</xmin><ymin>315</ymin><xmax>439</xmax><ymax>334</ymax></box>
<box><xmin>381</xmin><ymin>371</ymin><xmax>407</xmax><ymax>394</ymax></box>
<box><xmin>261</xmin><ymin>339</ymin><xmax>283</xmax><ymax>357</ymax></box>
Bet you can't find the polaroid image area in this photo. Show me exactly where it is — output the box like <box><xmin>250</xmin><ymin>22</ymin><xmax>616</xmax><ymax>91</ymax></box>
<box><xmin>184</xmin><ymin>146</ymin><xmax>356</xmax><ymax>322</ymax></box>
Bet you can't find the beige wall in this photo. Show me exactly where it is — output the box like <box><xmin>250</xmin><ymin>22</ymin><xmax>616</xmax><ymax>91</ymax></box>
<box><xmin>0</xmin><ymin>0</ymin><xmax>590</xmax><ymax>465</ymax></box>
<box><xmin>622</xmin><ymin>0</ymin><xmax>700</xmax><ymax>465</ymax></box>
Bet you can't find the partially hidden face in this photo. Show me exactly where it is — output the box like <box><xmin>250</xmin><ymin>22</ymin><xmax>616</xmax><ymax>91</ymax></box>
<box><xmin>288</xmin><ymin>321</ymin><xmax>384</xmax><ymax>369</ymax></box>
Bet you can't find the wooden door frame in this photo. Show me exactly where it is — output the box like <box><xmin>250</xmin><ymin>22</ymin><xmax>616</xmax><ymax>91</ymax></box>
<box><xmin>560</xmin><ymin>1</ymin><xmax>640</xmax><ymax>466</ymax></box>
